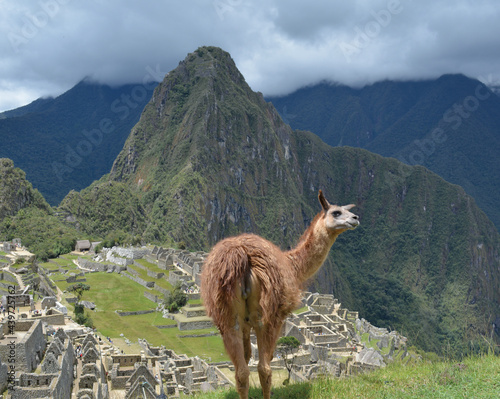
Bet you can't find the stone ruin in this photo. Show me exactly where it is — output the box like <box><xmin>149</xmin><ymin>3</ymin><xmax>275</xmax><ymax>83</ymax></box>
<box><xmin>270</xmin><ymin>292</ymin><xmax>408</xmax><ymax>382</ymax></box>
<box><xmin>104</xmin><ymin>338</ymin><xmax>232</xmax><ymax>398</ymax></box>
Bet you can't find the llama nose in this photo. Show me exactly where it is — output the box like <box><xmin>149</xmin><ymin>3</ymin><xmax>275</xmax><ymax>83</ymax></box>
<box><xmin>353</xmin><ymin>215</ymin><xmax>359</xmax><ymax>220</ymax></box>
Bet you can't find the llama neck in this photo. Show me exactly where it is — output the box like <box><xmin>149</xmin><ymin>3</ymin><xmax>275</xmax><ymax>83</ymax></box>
<box><xmin>286</xmin><ymin>216</ymin><xmax>339</xmax><ymax>283</ymax></box>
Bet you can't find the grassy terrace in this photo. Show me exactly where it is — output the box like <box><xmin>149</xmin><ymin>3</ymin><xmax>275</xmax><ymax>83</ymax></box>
<box><xmin>192</xmin><ymin>353</ymin><xmax>500</xmax><ymax>399</ymax></box>
<box><xmin>8</xmin><ymin>262</ymin><xmax>32</xmax><ymax>270</ymax></box>
<box><xmin>135</xmin><ymin>258</ymin><xmax>165</xmax><ymax>273</ymax></box>
<box><xmin>126</xmin><ymin>263</ymin><xmax>174</xmax><ymax>292</ymax></box>
<box><xmin>38</xmin><ymin>261</ymin><xmax>60</xmax><ymax>271</ymax></box>
<box><xmin>39</xmin><ymin>253</ymin><xmax>94</xmax><ymax>275</ymax></box>
<box><xmin>52</xmin><ymin>269</ymin><xmax>228</xmax><ymax>362</ymax></box>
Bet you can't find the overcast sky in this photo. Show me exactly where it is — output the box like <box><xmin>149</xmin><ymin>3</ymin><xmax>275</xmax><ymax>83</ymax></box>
<box><xmin>1</xmin><ymin>0</ymin><xmax>500</xmax><ymax>112</ymax></box>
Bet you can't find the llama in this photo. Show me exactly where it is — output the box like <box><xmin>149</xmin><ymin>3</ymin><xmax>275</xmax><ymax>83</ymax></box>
<box><xmin>201</xmin><ymin>190</ymin><xmax>359</xmax><ymax>399</ymax></box>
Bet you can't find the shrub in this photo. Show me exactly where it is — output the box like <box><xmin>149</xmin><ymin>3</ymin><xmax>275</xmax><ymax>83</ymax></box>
<box><xmin>164</xmin><ymin>282</ymin><xmax>188</xmax><ymax>313</ymax></box>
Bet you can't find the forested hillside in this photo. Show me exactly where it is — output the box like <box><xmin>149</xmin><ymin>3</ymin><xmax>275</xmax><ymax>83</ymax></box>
<box><xmin>268</xmin><ymin>76</ymin><xmax>500</xmax><ymax>231</ymax></box>
<box><xmin>0</xmin><ymin>79</ymin><xmax>157</xmax><ymax>205</ymax></box>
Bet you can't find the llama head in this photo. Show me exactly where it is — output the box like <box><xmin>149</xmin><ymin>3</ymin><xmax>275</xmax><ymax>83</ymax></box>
<box><xmin>318</xmin><ymin>190</ymin><xmax>360</xmax><ymax>232</ymax></box>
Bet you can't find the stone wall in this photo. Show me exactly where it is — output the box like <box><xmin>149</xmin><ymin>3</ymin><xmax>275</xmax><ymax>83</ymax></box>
<box><xmin>111</xmin><ymin>354</ymin><xmax>142</xmax><ymax>367</ymax></box>
<box><xmin>169</xmin><ymin>271</ymin><xmax>192</xmax><ymax>286</ymax></box>
<box><xmin>0</xmin><ymin>271</ymin><xmax>18</xmax><ymax>285</ymax></box>
<box><xmin>2</xmin><ymin>293</ymin><xmax>31</xmax><ymax>307</ymax></box>
<box><xmin>65</xmin><ymin>274</ymin><xmax>87</xmax><ymax>284</ymax></box>
<box><xmin>0</xmin><ymin>320</ymin><xmax>46</xmax><ymax>373</ymax></box>
<box><xmin>126</xmin><ymin>266</ymin><xmax>140</xmax><ymax>276</ymax></box>
<box><xmin>154</xmin><ymin>284</ymin><xmax>169</xmax><ymax>296</ymax></box>
<box><xmin>41</xmin><ymin>296</ymin><xmax>57</xmax><ymax>309</ymax></box>
<box><xmin>0</xmin><ymin>358</ymin><xmax>7</xmax><ymax>393</ymax></box>
<box><xmin>105</xmin><ymin>252</ymin><xmax>133</xmax><ymax>267</ymax></box>
<box><xmin>143</xmin><ymin>291</ymin><xmax>162</xmax><ymax>304</ymax></box>
<box><xmin>147</xmin><ymin>269</ymin><xmax>164</xmax><ymax>279</ymax></box>
<box><xmin>121</xmin><ymin>271</ymin><xmax>154</xmax><ymax>288</ymax></box>
<box><xmin>115</xmin><ymin>310</ymin><xmax>155</xmax><ymax>317</ymax></box>
<box><xmin>29</xmin><ymin>310</ymin><xmax>65</xmax><ymax>325</ymax></box>
<box><xmin>77</xmin><ymin>258</ymin><xmax>125</xmax><ymax>273</ymax></box>
<box><xmin>111</xmin><ymin>247</ymin><xmax>150</xmax><ymax>260</ymax></box>
<box><xmin>177</xmin><ymin>319</ymin><xmax>213</xmax><ymax>331</ymax></box>
<box><xmin>132</xmin><ymin>261</ymin><xmax>149</xmax><ymax>272</ymax></box>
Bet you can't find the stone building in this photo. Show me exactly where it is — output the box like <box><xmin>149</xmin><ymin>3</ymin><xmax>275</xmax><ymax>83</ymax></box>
<box><xmin>104</xmin><ymin>340</ymin><xmax>231</xmax><ymax>398</ymax></box>
<box><xmin>0</xmin><ymin>319</ymin><xmax>46</xmax><ymax>373</ymax></box>
<box><xmin>75</xmin><ymin>240</ymin><xmax>91</xmax><ymax>252</ymax></box>
<box><xmin>12</xmin><ymin>328</ymin><xmax>75</xmax><ymax>399</ymax></box>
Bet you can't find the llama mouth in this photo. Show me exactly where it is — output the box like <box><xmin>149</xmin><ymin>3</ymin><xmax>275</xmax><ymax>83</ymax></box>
<box><xmin>346</xmin><ymin>221</ymin><xmax>360</xmax><ymax>229</ymax></box>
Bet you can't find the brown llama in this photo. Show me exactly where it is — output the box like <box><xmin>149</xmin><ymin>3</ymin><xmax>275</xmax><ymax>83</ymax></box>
<box><xmin>201</xmin><ymin>190</ymin><xmax>359</xmax><ymax>399</ymax></box>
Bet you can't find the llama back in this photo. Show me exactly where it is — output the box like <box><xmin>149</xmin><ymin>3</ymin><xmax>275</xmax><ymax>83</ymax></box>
<box><xmin>201</xmin><ymin>236</ymin><xmax>251</xmax><ymax>333</ymax></box>
<box><xmin>201</xmin><ymin>234</ymin><xmax>301</xmax><ymax>333</ymax></box>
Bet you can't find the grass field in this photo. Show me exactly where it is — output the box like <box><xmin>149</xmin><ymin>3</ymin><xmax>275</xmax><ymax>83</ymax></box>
<box><xmin>53</xmin><ymin>270</ymin><xmax>229</xmax><ymax>362</ymax></box>
<box><xmin>191</xmin><ymin>352</ymin><xmax>500</xmax><ymax>399</ymax></box>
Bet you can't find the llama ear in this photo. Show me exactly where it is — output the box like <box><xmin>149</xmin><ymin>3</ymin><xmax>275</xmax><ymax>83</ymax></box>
<box><xmin>343</xmin><ymin>204</ymin><xmax>356</xmax><ymax>210</ymax></box>
<box><xmin>318</xmin><ymin>190</ymin><xmax>330</xmax><ymax>211</ymax></box>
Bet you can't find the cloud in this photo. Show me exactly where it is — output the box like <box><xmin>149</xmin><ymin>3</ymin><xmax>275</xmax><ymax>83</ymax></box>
<box><xmin>1</xmin><ymin>0</ymin><xmax>500</xmax><ymax>111</ymax></box>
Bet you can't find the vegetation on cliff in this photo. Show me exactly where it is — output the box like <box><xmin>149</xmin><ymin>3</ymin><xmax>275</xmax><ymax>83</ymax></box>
<box><xmin>268</xmin><ymin>77</ymin><xmax>500</xmax><ymax>231</ymax></box>
<box><xmin>0</xmin><ymin>158</ymin><xmax>81</xmax><ymax>259</ymax></box>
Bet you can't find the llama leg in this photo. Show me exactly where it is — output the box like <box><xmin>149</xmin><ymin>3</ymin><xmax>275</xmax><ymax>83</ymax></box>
<box><xmin>243</xmin><ymin>323</ymin><xmax>252</xmax><ymax>364</ymax></box>
<box><xmin>222</xmin><ymin>328</ymin><xmax>250</xmax><ymax>399</ymax></box>
<box><xmin>255</xmin><ymin>324</ymin><xmax>277</xmax><ymax>399</ymax></box>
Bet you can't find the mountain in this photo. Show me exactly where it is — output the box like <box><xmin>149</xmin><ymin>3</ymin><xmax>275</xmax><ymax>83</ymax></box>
<box><xmin>267</xmin><ymin>77</ymin><xmax>500</xmax><ymax>231</ymax></box>
<box><xmin>0</xmin><ymin>78</ymin><xmax>157</xmax><ymax>206</ymax></box>
<box><xmin>0</xmin><ymin>158</ymin><xmax>49</xmax><ymax>221</ymax></box>
<box><xmin>59</xmin><ymin>47</ymin><xmax>499</xmax><ymax>355</ymax></box>
<box><xmin>0</xmin><ymin>158</ymin><xmax>80</xmax><ymax>259</ymax></box>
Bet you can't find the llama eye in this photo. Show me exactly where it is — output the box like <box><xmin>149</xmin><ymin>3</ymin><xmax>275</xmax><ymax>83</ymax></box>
<box><xmin>332</xmin><ymin>211</ymin><xmax>342</xmax><ymax>217</ymax></box>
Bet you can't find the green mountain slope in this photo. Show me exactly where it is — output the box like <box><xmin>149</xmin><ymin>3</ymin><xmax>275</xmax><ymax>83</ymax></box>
<box><xmin>60</xmin><ymin>47</ymin><xmax>500</xmax><ymax>355</ymax></box>
<box><xmin>267</xmin><ymin>77</ymin><xmax>500</xmax><ymax>231</ymax></box>
<box><xmin>0</xmin><ymin>158</ymin><xmax>49</xmax><ymax>220</ymax></box>
<box><xmin>0</xmin><ymin>79</ymin><xmax>157</xmax><ymax>205</ymax></box>
<box><xmin>0</xmin><ymin>159</ymin><xmax>80</xmax><ymax>259</ymax></box>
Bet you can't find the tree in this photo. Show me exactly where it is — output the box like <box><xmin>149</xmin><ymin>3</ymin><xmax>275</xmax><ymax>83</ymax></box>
<box><xmin>67</xmin><ymin>283</ymin><xmax>92</xmax><ymax>326</ymax></box>
<box><xmin>276</xmin><ymin>336</ymin><xmax>301</xmax><ymax>384</ymax></box>
<box><xmin>163</xmin><ymin>282</ymin><xmax>188</xmax><ymax>313</ymax></box>
<box><xmin>67</xmin><ymin>283</ymin><xmax>90</xmax><ymax>304</ymax></box>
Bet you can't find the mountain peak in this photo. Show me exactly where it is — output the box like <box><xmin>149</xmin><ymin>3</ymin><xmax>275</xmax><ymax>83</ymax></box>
<box><xmin>161</xmin><ymin>46</ymin><xmax>248</xmax><ymax>96</ymax></box>
<box><xmin>110</xmin><ymin>46</ymin><xmax>275</xmax><ymax>184</ymax></box>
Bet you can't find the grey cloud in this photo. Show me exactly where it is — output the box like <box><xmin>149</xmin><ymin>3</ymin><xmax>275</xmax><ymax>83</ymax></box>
<box><xmin>0</xmin><ymin>0</ymin><xmax>499</xmax><ymax>111</ymax></box>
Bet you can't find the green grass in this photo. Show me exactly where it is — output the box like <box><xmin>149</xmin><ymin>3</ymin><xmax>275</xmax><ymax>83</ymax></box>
<box><xmin>135</xmin><ymin>258</ymin><xmax>165</xmax><ymax>273</ymax></box>
<box><xmin>39</xmin><ymin>261</ymin><xmax>60</xmax><ymax>271</ymax></box>
<box><xmin>9</xmin><ymin>262</ymin><xmax>30</xmax><ymax>269</ymax></box>
<box><xmin>52</xmin><ymin>271</ymin><xmax>228</xmax><ymax>361</ymax></box>
<box><xmin>192</xmin><ymin>353</ymin><xmax>500</xmax><ymax>398</ymax></box>
<box><xmin>293</xmin><ymin>306</ymin><xmax>308</xmax><ymax>314</ymax></box>
<box><xmin>127</xmin><ymin>263</ymin><xmax>174</xmax><ymax>291</ymax></box>
<box><xmin>0</xmin><ymin>279</ymin><xmax>18</xmax><ymax>286</ymax></box>
<box><xmin>50</xmin><ymin>257</ymin><xmax>76</xmax><ymax>267</ymax></box>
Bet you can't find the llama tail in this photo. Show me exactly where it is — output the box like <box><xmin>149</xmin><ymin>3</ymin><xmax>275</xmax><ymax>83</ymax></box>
<box><xmin>201</xmin><ymin>241</ymin><xmax>250</xmax><ymax>334</ymax></box>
